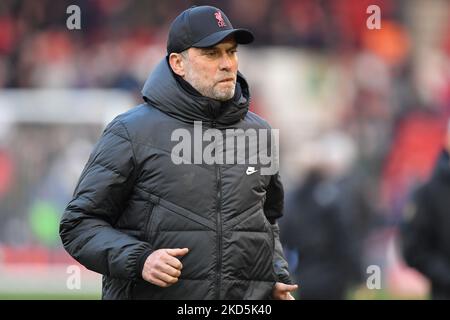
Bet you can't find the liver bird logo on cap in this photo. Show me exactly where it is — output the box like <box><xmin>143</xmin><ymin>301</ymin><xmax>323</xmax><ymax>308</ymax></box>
<box><xmin>214</xmin><ymin>11</ymin><xmax>226</xmax><ymax>27</ymax></box>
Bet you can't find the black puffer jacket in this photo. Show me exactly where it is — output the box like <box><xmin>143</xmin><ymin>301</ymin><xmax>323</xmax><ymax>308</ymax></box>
<box><xmin>401</xmin><ymin>150</ymin><xmax>450</xmax><ymax>299</ymax></box>
<box><xmin>60</xmin><ymin>58</ymin><xmax>292</xmax><ymax>299</ymax></box>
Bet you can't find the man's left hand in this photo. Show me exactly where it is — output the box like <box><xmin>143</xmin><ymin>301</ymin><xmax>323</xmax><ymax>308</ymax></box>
<box><xmin>272</xmin><ymin>282</ymin><xmax>298</xmax><ymax>300</ymax></box>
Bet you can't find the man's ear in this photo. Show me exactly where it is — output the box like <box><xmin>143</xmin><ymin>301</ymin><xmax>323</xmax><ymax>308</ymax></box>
<box><xmin>169</xmin><ymin>52</ymin><xmax>185</xmax><ymax>77</ymax></box>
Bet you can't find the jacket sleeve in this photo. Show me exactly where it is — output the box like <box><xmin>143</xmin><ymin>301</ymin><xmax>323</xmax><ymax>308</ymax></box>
<box><xmin>264</xmin><ymin>173</ymin><xmax>294</xmax><ymax>284</ymax></box>
<box><xmin>401</xmin><ymin>186</ymin><xmax>450</xmax><ymax>287</ymax></box>
<box><xmin>59</xmin><ymin>119</ymin><xmax>152</xmax><ymax>280</ymax></box>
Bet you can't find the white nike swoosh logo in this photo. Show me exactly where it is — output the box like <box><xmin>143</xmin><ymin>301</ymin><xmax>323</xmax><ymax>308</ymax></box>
<box><xmin>246</xmin><ymin>168</ymin><xmax>258</xmax><ymax>175</ymax></box>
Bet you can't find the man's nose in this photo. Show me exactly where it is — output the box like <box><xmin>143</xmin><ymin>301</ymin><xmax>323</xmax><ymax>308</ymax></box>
<box><xmin>219</xmin><ymin>54</ymin><xmax>233</xmax><ymax>70</ymax></box>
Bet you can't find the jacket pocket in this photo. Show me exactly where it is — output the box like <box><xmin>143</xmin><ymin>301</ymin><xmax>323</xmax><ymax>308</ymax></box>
<box><xmin>142</xmin><ymin>197</ymin><xmax>156</xmax><ymax>243</ymax></box>
<box><xmin>143</xmin><ymin>195</ymin><xmax>215</xmax><ymax>282</ymax></box>
<box><xmin>224</xmin><ymin>202</ymin><xmax>263</xmax><ymax>232</ymax></box>
<box><xmin>157</xmin><ymin>196</ymin><xmax>215</xmax><ymax>231</ymax></box>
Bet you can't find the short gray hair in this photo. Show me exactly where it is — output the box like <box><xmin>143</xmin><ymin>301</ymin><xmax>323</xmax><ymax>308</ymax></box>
<box><xmin>179</xmin><ymin>50</ymin><xmax>189</xmax><ymax>59</ymax></box>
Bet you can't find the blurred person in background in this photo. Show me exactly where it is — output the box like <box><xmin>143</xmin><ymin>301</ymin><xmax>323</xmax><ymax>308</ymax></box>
<box><xmin>280</xmin><ymin>132</ymin><xmax>372</xmax><ymax>299</ymax></box>
<box><xmin>59</xmin><ymin>5</ymin><xmax>296</xmax><ymax>300</ymax></box>
<box><xmin>401</xmin><ymin>121</ymin><xmax>450</xmax><ymax>300</ymax></box>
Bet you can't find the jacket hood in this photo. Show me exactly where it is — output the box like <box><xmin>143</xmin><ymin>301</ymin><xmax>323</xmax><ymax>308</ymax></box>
<box><xmin>141</xmin><ymin>58</ymin><xmax>250</xmax><ymax>126</ymax></box>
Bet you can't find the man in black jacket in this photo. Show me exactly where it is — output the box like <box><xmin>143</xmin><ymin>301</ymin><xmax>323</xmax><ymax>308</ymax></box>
<box><xmin>60</xmin><ymin>5</ymin><xmax>296</xmax><ymax>300</ymax></box>
<box><xmin>401</xmin><ymin>127</ymin><xmax>450</xmax><ymax>299</ymax></box>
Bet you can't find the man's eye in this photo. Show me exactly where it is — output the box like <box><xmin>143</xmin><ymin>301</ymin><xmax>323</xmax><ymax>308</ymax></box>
<box><xmin>205</xmin><ymin>51</ymin><xmax>217</xmax><ymax>56</ymax></box>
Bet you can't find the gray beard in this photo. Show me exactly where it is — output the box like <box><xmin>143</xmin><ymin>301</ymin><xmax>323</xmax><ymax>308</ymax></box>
<box><xmin>184</xmin><ymin>72</ymin><xmax>235</xmax><ymax>101</ymax></box>
<box><xmin>191</xmin><ymin>81</ymin><xmax>235</xmax><ymax>101</ymax></box>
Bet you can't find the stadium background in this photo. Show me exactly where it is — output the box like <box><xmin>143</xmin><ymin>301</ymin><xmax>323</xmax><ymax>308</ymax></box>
<box><xmin>0</xmin><ymin>0</ymin><xmax>449</xmax><ymax>299</ymax></box>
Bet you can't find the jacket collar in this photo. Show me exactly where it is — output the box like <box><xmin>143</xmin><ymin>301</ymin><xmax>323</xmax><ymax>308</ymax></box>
<box><xmin>141</xmin><ymin>58</ymin><xmax>250</xmax><ymax>126</ymax></box>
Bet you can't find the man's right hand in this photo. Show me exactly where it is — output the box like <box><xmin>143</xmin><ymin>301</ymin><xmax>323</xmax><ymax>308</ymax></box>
<box><xmin>142</xmin><ymin>248</ymin><xmax>189</xmax><ymax>287</ymax></box>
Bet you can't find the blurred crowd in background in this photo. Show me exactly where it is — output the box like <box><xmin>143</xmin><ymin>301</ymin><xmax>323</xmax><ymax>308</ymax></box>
<box><xmin>1</xmin><ymin>0</ymin><xmax>450</xmax><ymax>298</ymax></box>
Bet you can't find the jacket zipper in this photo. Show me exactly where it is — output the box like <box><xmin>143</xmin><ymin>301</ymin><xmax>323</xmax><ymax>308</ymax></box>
<box><xmin>212</xmin><ymin>120</ymin><xmax>222</xmax><ymax>299</ymax></box>
<box><xmin>215</xmin><ymin>164</ymin><xmax>222</xmax><ymax>299</ymax></box>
